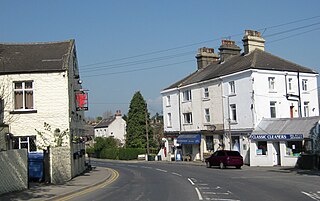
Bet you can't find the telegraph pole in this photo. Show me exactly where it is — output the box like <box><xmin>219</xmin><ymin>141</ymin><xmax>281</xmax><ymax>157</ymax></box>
<box><xmin>145</xmin><ymin>102</ymin><xmax>150</xmax><ymax>157</ymax></box>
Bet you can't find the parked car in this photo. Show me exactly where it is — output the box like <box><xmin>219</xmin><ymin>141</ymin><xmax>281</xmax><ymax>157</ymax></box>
<box><xmin>205</xmin><ymin>150</ymin><xmax>243</xmax><ymax>169</ymax></box>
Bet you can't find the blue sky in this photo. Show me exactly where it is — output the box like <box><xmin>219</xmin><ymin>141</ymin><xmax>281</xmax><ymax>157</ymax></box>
<box><xmin>1</xmin><ymin>1</ymin><xmax>320</xmax><ymax>118</ymax></box>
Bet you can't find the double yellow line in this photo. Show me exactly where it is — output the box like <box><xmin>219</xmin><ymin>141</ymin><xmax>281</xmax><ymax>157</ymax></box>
<box><xmin>55</xmin><ymin>168</ymin><xmax>119</xmax><ymax>201</ymax></box>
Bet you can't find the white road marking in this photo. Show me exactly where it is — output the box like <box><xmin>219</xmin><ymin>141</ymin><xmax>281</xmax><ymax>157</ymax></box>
<box><xmin>195</xmin><ymin>187</ymin><xmax>203</xmax><ymax>200</ymax></box>
<box><xmin>207</xmin><ymin>198</ymin><xmax>240</xmax><ymax>201</ymax></box>
<box><xmin>198</xmin><ymin>183</ymin><xmax>209</xmax><ymax>186</ymax></box>
<box><xmin>155</xmin><ymin>168</ymin><xmax>168</xmax><ymax>173</ymax></box>
<box><xmin>301</xmin><ymin>191</ymin><xmax>320</xmax><ymax>200</ymax></box>
<box><xmin>141</xmin><ymin>166</ymin><xmax>152</xmax><ymax>169</ymax></box>
<box><xmin>188</xmin><ymin>178</ymin><xmax>195</xmax><ymax>185</ymax></box>
<box><xmin>202</xmin><ymin>192</ymin><xmax>230</xmax><ymax>195</ymax></box>
<box><xmin>171</xmin><ymin>172</ymin><xmax>182</xmax><ymax>177</ymax></box>
<box><xmin>198</xmin><ymin>187</ymin><xmax>210</xmax><ymax>190</ymax></box>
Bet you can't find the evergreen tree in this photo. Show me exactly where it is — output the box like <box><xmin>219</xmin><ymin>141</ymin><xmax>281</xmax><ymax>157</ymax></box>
<box><xmin>126</xmin><ymin>91</ymin><xmax>151</xmax><ymax>149</ymax></box>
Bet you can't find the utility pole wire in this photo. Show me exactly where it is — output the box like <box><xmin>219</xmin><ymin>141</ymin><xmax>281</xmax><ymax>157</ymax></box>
<box><xmin>80</xmin><ymin>15</ymin><xmax>320</xmax><ymax>68</ymax></box>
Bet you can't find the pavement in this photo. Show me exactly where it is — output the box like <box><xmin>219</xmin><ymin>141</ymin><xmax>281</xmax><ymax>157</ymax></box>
<box><xmin>0</xmin><ymin>166</ymin><xmax>113</xmax><ymax>201</ymax></box>
<box><xmin>1</xmin><ymin>159</ymin><xmax>319</xmax><ymax>201</ymax></box>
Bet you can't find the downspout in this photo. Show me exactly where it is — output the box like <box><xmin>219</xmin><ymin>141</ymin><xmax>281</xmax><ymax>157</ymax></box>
<box><xmin>297</xmin><ymin>71</ymin><xmax>302</xmax><ymax>117</ymax></box>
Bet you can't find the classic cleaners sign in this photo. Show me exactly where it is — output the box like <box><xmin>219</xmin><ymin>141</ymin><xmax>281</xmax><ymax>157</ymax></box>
<box><xmin>250</xmin><ymin>134</ymin><xmax>304</xmax><ymax>141</ymax></box>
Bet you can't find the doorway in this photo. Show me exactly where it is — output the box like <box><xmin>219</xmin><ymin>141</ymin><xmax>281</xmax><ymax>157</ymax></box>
<box><xmin>272</xmin><ymin>142</ymin><xmax>280</xmax><ymax>166</ymax></box>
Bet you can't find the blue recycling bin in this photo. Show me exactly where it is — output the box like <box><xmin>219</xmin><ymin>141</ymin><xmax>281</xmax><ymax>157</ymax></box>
<box><xmin>28</xmin><ymin>152</ymin><xmax>44</xmax><ymax>181</ymax></box>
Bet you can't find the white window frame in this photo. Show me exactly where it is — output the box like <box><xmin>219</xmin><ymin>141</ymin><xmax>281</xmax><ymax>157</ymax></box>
<box><xmin>270</xmin><ymin>101</ymin><xmax>277</xmax><ymax>118</ymax></box>
<box><xmin>203</xmin><ymin>87</ymin><xmax>209</xmax><ymax>99</ymax></box>
<box><xmin>13</xmin><ymin>81</ymin><xmax>34</xmax><ymax>111</ymax></box>
<box><xmin>302</xmin><ymin>79</ymin><xmax>308</xmax><ymax>91</ymax></box>
<box><xmin>204</xmin><ymin>108</ymin><xmax>210</xmax><ymax>123</ymax></box>
<box><xmin>304</xmin><ymin>101</ymin><xmax>309</xmax><ymax>117</ymax></box>
<box><xmin>166</xmin><ymin>95</ymin><xmax>171</xmax><ymax>107</ymax></box>
<box><xmin>229</xmin><ymin>81</ymin><xmax>235</xmax><ymax>95</ymax></box>
<box><xmin>288</xmin><ymin>78</ymin><xmax>293</xmax><ymax>91</ymax></box>
<box><xmin>167</xmin><ymin>113</ymin><xmax>172</xmax><ymax>127</ymax></box>
<box><xmin>230</xmin><ymin>104</ymin><xmax>237</xmax><ymax>122</ymax></box>
<box><xmin>182</xmin><ymin>90</ymin><xmax>192</xmax><ymax>102</ymax></box>
<box><xmin>183</xmin><ymin>112</ymin><xmax>193</xmax><ymax>124</ymax></box>
<box><xmin>268</xmin><ymin>77</ymin><xmax>275</xmax><ymax>91</ymax></box>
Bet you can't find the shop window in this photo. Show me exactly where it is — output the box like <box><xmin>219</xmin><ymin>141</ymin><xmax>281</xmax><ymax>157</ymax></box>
<box><xmin>286</xmin><ymin>141</ymin><xmax>303</xmax><ymax>156</ymax></box>
<box><xmin>257</xmin><ymin>141</ymin><xmax>267</xmax><ymax>155</ymax></box>
<box><xmin>206</xmin><ymin>136</ymin><xmax>213</xmax><ymax>151</ymax></box>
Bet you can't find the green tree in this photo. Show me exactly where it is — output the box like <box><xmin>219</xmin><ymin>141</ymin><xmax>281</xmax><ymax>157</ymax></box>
<box><xmin>94</xmin><ymin>137</ymin><xmax>119</xmax><ymax>156</ymax></box>
<box><xmin>126</xmin><ymin>91</ymin><xmax>153</xmax><ymax>149</ymax></box>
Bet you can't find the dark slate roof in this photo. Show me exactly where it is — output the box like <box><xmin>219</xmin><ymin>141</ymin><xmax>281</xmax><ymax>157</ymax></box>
<box><xmin>252</xmin><ymin>116</ymin><xmax>320</xmax><ymax>138</ymax></box>
<box><xmin>94</xmin><ymin>117</ymin><xmax>116</xmax><ymax>129</ymax></box>
<box><xmin>164</xmin><ymin>49</ymin><xmax>318</xmax><ymax>90</ymax></box>
<box><xmin>0</xmin><ymin>40</ymin><xmax>74</xmax><ymax>74</ymax></box>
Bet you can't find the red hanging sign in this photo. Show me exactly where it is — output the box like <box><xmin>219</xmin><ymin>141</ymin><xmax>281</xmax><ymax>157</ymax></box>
<box><xmin>75</xmin><ymin>91</ymin><xmax>88</xmax><ymax>111</ymax></box>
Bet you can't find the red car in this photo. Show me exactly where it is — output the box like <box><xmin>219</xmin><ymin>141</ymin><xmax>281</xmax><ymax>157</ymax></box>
<box><xmin>205</xmin><ymin>150</ymin><xmax>243</xmax><ymax>169</ymax></box>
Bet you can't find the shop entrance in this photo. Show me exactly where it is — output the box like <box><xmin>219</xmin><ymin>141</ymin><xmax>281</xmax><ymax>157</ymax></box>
<box><xmin>272</xmin><ymin>142</ymin><xmax>280</xmax><ymax>166</ymax></box>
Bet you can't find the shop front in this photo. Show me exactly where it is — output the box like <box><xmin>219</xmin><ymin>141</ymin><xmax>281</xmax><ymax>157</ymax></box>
<box><xmin>249</xmin><ymin>133</ymin><xmax>304</xmax><ymax>166</ymax></box>
<box><xmin>176</xmin><ymin>134</ymin><xmax>201</xmax><ymax>161</ymax></box>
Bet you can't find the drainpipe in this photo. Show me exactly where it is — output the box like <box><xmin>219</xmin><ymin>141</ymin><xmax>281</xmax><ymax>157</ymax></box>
<box><xmin>297</xmin><ymin>72</ymin><xmax>302</xmax><ymax>117</ymax></box>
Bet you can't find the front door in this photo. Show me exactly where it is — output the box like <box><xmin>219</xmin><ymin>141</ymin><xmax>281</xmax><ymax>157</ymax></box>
<box><xmin>272</xmin><ymin>142</ymin><xmax>280</xmax><ymax>166</ymax></box>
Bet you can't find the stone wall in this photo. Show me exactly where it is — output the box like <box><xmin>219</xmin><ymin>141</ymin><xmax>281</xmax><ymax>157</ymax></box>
<box><xmin>50</xmin><ymin>146</ymin><xmax>72</xmax><ymax>184</ymax></box>
<box><xmin>0</xmin><ymin>149</ymin><xmax>28</xmax><ymax>195</ymax></box>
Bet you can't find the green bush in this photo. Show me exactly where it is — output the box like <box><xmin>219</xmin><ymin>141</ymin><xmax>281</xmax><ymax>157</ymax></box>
<box><xmin>86</xmin><ymin>147</ymin><xmax>95</xmax><ymax>156</ymax></box>
<box><xmin>119</xmin><ymin>148</ymin><xmax>146</xmax><ymax>160</ymax></box>
<box><xmin>100</xmin><ymin>148</ymin><xmax>119</xmax><ymax>160</ymax></box>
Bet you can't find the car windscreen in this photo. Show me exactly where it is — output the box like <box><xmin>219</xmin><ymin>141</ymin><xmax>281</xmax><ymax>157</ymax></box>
<box><xmin>226</xmin><ymin>151</ymin><xmax>241</xmax><ymax>156</ymax></box>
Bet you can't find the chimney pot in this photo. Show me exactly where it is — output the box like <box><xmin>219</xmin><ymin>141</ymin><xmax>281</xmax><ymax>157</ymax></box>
<box><xmin>218</xmin><ymin>40</ymin><xmax>241</xmax><ymax>62</ymax></box>
<box><xmin>195</xmin><ymin>47</ymin><xmax>219</xmax><ymax>70</ymax></box>
<box><xmin>242</xmin><ymin>30</ymin><xmax>265</xmax><ymax>54</ymax></box>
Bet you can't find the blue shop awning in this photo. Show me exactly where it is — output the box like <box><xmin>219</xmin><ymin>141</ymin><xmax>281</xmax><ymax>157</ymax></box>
<box><xmin>177</xmin><ymin>134</ymin><xmax>201</xmax><ymax>144</ymax></box>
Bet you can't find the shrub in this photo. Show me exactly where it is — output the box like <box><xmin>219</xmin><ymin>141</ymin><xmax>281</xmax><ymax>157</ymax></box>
<box><xmin>86</xmin><ymin>147</ymin><xmax>95</xmax><ymax>156</ymax></box>
<box><xmin>119</xmin><ymin>148</ymin><xmax>146</xmax><ymax>160</ymax></box>
<box><xmin>100</xmin><ymin>148</ymin><xmax>119</xmax><ymax>160</ymax></box>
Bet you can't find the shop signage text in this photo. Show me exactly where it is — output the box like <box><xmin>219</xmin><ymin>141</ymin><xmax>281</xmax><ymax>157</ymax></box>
<box><xmin>250</xmin><ymin>134</ymin><xmax>303</xmax><ymax>141</ymax></box>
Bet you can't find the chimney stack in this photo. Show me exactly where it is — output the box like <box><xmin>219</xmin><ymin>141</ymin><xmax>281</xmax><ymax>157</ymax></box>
<box><xmin>195</xmin><ymin>47</ymin><xmax>219</xmax><ymax>70</ymax></box>
<box><xmin>218</xmin><ymin>40</ymin><xmax>241</xmax><ymax>62</ymax></box>
<box><xmin>242</xmin><ymin>30</ymin><xmax>265</xmax><ymax>54</ymax></box>
<box><xmin>115</xmin><ymin>110</ymin><xmax>122</xmax><ymax>118</ymax></box>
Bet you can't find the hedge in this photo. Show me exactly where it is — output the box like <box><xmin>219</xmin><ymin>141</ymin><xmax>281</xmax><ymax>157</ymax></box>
<box><xmin>100</xmin><ymin>148</ymin><xmax>119</xmax><ymax>160</ymax></box>
<box><xmin>119</xmin><ymin>148</ymin><xmax>146</xmax><ymax>160</ymax></box>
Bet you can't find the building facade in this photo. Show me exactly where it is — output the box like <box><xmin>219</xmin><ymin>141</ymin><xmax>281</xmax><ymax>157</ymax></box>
<box><xmin>0</xmin><ymin>40</ymin><xmax>86</xmax><ymax>179</ymax></box>
<box><xmin>94</xmin><ymin>110</ymin><xmax>126</xmax><ymax>145</ymax></box>
<box><xmin>161</xmin><ymin>30</ymin><xmax>319</xmax><ymax>166</ymax></box>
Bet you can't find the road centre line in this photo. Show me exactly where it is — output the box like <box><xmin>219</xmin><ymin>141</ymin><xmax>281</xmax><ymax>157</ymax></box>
<box><xmin>141</xmin><ymin>166</ymin><xmax>152</xmax><ymax>169</ymax></box>
<box><xmin>188</xmin><ymin>178</ymin><xmax>195</xmax><ymax>185</ymax></box>
<box><xmin>171</xmin><ymin>172</ymin><xmax>182</xmax><ymax>177</ymax></box>
<box><xmin>207</xmin><ymin>198</ymin><xmax>240</xmax><ymax>201</ymax></box>
<box><xmin>195</xmin><ymin>187</ymin><xmax>203</xmax><ymax>200</ymax></box>
<box><xmin>155</xmin><ymin>168</ymin><xmax>168</xmax><ymax>173</ymax></box>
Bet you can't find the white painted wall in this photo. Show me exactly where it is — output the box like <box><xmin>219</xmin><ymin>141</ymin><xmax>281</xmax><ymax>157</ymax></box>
<box><xmin>94</xmin><ymin>116</ymin><xmax>126</xmax><ymax>144</ymax></box>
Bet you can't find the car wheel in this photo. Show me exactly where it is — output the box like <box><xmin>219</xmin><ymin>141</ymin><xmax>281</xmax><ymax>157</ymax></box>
<box><xmin>206</xmin><ymin>162</ymin><xmax>211</xmax><ymax>168</ymax></box>
<box><xmin>219</xmin><ymin>162</ymin><xmax>225</xmax><ymax>169</ymax></box>
<box><xmin>236</xmin><ymin>166</ymin><xmax>241</xmax><ymax>169</ymax></box>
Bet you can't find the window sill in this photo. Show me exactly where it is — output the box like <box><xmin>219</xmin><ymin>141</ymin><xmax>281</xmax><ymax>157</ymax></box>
<box><xmin>182</xmin><ymin>100</ymin><xmax>192</xmax><ymax>103</ymax></box>
<box><xmin>269</xmin><ymin>91</ymin><xmax>277</xmax><ymax>93</ymax></box>
<box><xmin>10</xmin><ymin>110</ymin><xmax>37</xmax><ymax>114</ymax></box>
<box><xmin>202</xmin><ymin>98</ymin><xmax>210</xmax><ymax>101</ymax></box>
<box><xmin>229</xmin><ymin>93</ymin><xmax>236</xmax><ymax>97</ymax></box>
<box><xmin>230</xmin><ymin>121</ymin><xmax>238</xmax><ymax>125</ymax></box>
<box><xmin>183</xmin><ymin>123</ymin><xmax>193</xmax><ymax>125</ymax></box>
<box><xmin>167</xmin><ymin>126</ymin><xmax>172</xmax><ymax>128</ymax></box>
<box><xmin>166</xmin><ymin>105</ymin><xmax>171</xmax><ymax>107</ymax></box>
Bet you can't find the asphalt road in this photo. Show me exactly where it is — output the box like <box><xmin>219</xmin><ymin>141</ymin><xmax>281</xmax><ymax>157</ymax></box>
<box><xmin>71</xmin><ymin>160</ymin><xmax>320</xmax><ymax>201</ymax></box>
